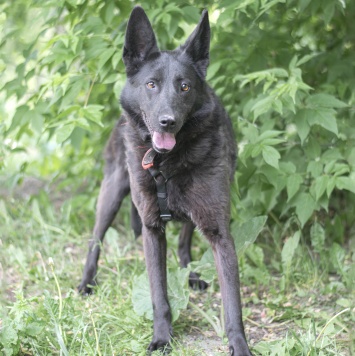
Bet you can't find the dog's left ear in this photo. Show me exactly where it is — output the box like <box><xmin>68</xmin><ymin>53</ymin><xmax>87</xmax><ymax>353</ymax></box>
<box><xmin>181</xmin><ymin>10</ymin><xmax>210</xmax><ymax>78</ymax></box>
<box><xmin>123</xmin><ymin>6</ymin><xmax>159</xmax><ymax>75</ymax></box>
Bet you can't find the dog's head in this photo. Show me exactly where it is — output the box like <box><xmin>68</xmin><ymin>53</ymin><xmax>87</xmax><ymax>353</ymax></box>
<box><xmin>120</xmin><ymin>6</ymin><xmax>210</xmax><ymax>153</ymax></box>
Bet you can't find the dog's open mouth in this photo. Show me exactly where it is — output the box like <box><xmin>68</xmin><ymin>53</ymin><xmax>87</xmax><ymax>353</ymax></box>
<box><xmin>152</xmin><ymin>132</ymin><xmax>176</xmax><ymax>152</ymax></box>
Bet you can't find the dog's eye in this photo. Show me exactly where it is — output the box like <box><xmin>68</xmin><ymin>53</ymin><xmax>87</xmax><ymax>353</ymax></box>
<box><xmin>146</xmin><ymin>81</ymin><xmax>156</xmax><ymax>89</ymax></box>
<box><xmin>181</xmin><ymin>83</ymin><xmax>190</xmax><ymax>92</ymax></box>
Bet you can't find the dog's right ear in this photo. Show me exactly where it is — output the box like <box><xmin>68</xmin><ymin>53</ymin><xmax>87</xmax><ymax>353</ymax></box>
<box><xmin>123</xmin><ymin>6</ymin><xmax>159</xmax><ymax>75</ymax></box>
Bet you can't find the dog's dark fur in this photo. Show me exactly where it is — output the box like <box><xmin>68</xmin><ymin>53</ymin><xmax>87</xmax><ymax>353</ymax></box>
<box><xmin>79</xmin><ymin>7</ymin><xmax>251</xmax><ymax>355</ymax></box>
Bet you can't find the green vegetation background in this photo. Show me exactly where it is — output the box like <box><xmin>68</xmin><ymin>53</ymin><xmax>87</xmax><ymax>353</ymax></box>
<box><xmin>0</xmin><ymin>0</ymin><xmax>354</xmax><ymax>355</ymax></box>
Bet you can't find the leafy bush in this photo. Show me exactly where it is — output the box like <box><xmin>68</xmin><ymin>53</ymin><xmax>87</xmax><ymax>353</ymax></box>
<box><xmin>2</xmin><ymin>0</ymin><xmax>354</xmax><ymax>236</ymax></box>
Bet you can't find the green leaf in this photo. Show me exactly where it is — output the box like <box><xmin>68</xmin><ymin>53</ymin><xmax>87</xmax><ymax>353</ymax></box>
<box><xmin>245</xmin><ymin>246</ymin><xmax>266</xmax><ymax>272</ymax></box>
<box><xmin>336</xmin><ymin>298</ymin><xmax>351</xmax><ymax>308</ymax></box>
<box><xmin>262</xmin><ymin>145</ymin><xmax>280</xmax><ymax>169</ymax></box>
<box><xmin>295</xmin><ymin>107</ymin><xmax>339</xmax><ymax>140</ymax></box>
<box><xmin>333</xmin><ymin>163</ymin><xmax>350</xmax><ymax>177</ymax></box>
<box><xmin>281</xmin><ymin>231</ymin><xmax>301</xmax><ymax>268</ymax></box>
<box><xmin>257</xmin><ymin>130</ymin><xmax>284</xmax><ymax>142</ymax></box>
<box><xmin>310</xmin><ymin>223</ymin><xmax>325</xmax><ymax>254</ymax></box>
<box><xmin>167</xmin><ymin>268</ymin><xmax>190</xmax><ymax>322</ymax></box>
<box><xmin>132</xmin><ymin>268</ymin><xmax>189</xmax><ymax>322</ymax></box>
<box><xmin>25</xmin><ymin>322</ymin><xmax>43</xmax><ymax>337</ymax></box>
<box><xmin>207</xmin><ymin>61</ymin><xmax>221</xmax><ymax>80</ymax></box>
<box><xmin>251</xmin><ymin>95</ymin><xmax>274</xmax><ymax>119</ymax></box>
<box><xmin>56</xmin><ymin>124</ymin><xmax>75</xmax><ymax>143</ymax></box>
<box><xmin>314</xmin><ymin>175</ymin><xmax>329</xmax><ymax>200</ymax></box>
<box><xmin>329</xmin><ymin>243</ymin><xmax>345</xmax><ymax>272</ymax></box>
<box><xmin>58</xmin><ymin>78</ymin><xmax>84</xmax><ymax>110</ymax></box>
<box><xmin>335</xmin><ymin>176</ymin><xmax>355</xmax><ymax>194</ymax></box>
<box><xmin>232</xmin><ymin>216</ymin><xmax>268</xmax><ymax>254</ymax></box>
<box><xmin>307</xmin><ymin>108</ymin><xmax>338</xmax><ymax>136</ymax></box>
<box><xmin>287</xmin><ymin>174</ymin><xmax>303</xmax><ymax>201</ymax></box>
<box><xmin>307</xmin><ymin>94</ymin><xmax>348</xmax><ymax>108</ymax></box>
<box><xmin>82</xmin><ymin>105</ymin><xmax>104</xmax><ymax>127</ymax></box>
<box><xmin>294</xmin><ymin>109</ymin><xmax>311</xmax><ymax>143</ymax></box>
<box><xmin>7</xmin><ymin>105</ymin><xmax>30</xmax><ymax>133</ymax></box>
<box><xmin>306</xmin><ymin>136</ymin><xmax>321</xmax><ymax>159</ymax></box>
<box><xmin>105</xmin><ymin>227</ymin><xmax>119</xmax><ymax>248</ymax></box>
<box><xmin>190</xmin><ymin>248</ymin><xmax>216</xmax><ymax>283</ymax></box>
<box><xmin>260</xmin><ymin>164</ymin><xmax>285</xmax><ymax>190</ymax></box>
<box><xmin>296</xmin><ymin>53</ymin><xmax>320</xmax><ymax>67</ymax></box>
<box><xmin>102</xmin><ymin>73</ymin><xmax>119</xmax><ymax>84</ymax></box>
<box><xmin>280</xmin><ymin>162</ymin><xmax>296</xmax><ymax>174</ymax></box>
<box><xmin>0</xmin><ymin>321</ymin><xmax>18</xmax><ymax>348</ymax></box>
<box><xmin>295</xmin><ymin>192</ymin><xmax>316</xmax><ymax>227</ymax></box>
<box><xmin>251</xmin><ymin>143</ymin><xmax>263</xmax><ymax>158</ymax></box>
<box><xmin>70</xmin><ymin>34</ymin><xmax>80</xmax><ymax>54</ymax></box>
<box><xmin>74</xmin><ymin>118</ymin><xmax>91</xmax><ymax>131</ymax></box>
<box><xmin>261</xmin><ymin>138</ymin><xmax>285</xmax><ymax>146</ymax></box>
<box><xmin>132</xmin><ymin>273</ymin><xmax>153</xmax><ymax>320</ymax></box>
<box><xmin>111</xmin><ymin>51</ymin><xmax>121</xmax><ymax>70</ymax></box>
<box><xmin>324</xmin><ymin>160</ymin><xmax>336</xmax><ymax>174</ymax></box>
<box><xmin>182</xmin><ymin>6</ymin><xmax>201</xmax><ymax>22</ymax></box>
<box><xmin>55</xmin><ymin>105</ymin><xmax>81</xmax><ymax>121</ymax></box>
<box><xmin>299</xmin><ymin>0</ymin><xmax>312</xmax><ymax>11</ymax></box>
<box><xmin>307</xmin><ymin>161</ymin><xmax>323</xmax><ymax>178</ymax></box>
<box><xmin>29</xmin><ymin>110</ymin><xmax>44</xmax><ymax>134</ymax></box>
<box><xmin>97</xmin><ymin>48</ymin><xmax>116</xmax><ymax>71</ymax></box>
<box><xmin>272</xmin><ymin>98</ymin><xmax>283</xmax><ymax>114</ymax></box>
<box><xmin>327</xmin><ymin>176</ymin><xmax>336</xmax><ymax>197</ymax></box>
<box><xmin>191</xmin><ymin>216</ymin><xmax>268</xmax><ymax>283</ymax></box>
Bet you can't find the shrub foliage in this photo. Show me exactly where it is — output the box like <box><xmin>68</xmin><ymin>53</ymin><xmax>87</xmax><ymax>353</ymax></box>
<box><xmin>1</xmin><ymin>0</ymin><xmax>354</xmax><ymax>235</ymax></box>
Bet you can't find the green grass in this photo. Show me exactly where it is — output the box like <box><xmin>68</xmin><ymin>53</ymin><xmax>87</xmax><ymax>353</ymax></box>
<box><xmin>0</xmin><ymin>191</ymin><xmax>354</xmax><ymax>355</ymax></box>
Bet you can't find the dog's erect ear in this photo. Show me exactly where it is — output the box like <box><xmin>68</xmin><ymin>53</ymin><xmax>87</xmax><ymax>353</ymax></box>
<box><xmin>181</xmin><ymin>10</ymin><xmax>210</xmax><ymax>78</ymax></box>
<box><xmin>123</xmin><ymin>6</ymin><xmax>159</xmax><ymax>75</ymax></box>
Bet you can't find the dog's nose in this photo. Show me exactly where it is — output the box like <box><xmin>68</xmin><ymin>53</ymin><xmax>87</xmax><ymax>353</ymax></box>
<box><xmin>159</xmin><ymin>115</ymin><xmax>176</xmax><ymax>129</ymax></box>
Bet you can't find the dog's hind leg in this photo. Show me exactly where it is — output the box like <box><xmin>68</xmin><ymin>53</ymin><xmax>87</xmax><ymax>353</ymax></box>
<box><xmin>211</xmin><ymin>232</ymin><xmax>252</xmax><ymax>356</ymax></box>
<box><xmin>78</xmin><ymin>164</ymin><xmax>130</xmax><ymax>294</ymax></box>
<box><xmin>178</xmin><ymin>221</ymin><xmax>208</xmax><ymax>290</ymax></box>
<box><xmin>131</xmin><ymin>202</ymin><xmax>142</xmax><ymax>238</ymax></box>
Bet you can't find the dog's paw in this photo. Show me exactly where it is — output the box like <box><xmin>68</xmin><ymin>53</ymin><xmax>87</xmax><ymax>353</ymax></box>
<box><xmin>78</xmin><ymin>280</ymin><xmax>96</xmax><ymax>295</ymax></box>
<box><xmin>189</xmin><ymin>272</ymin><xmax>208</xmax><ymax>290</ymax></box>
<box><xmin>147</xmin><ymin>339</ymin><xmax>171</xmax><ymax>355</ymax></box>
<box><xmin>229</xmin><ymin>343</ymin><xmax>253</xmax><ymax>356</ymax></box>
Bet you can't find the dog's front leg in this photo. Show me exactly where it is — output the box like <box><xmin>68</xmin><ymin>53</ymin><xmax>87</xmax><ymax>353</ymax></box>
<box><xmin>79</xmin><ymin>166</ymin><xmax>130</xmax><ymax>295</ymax></box>
<box><xmin>212</xmin><ymin>232</ymin><xmax>252</xmax><ymax>356</ymax></box>
<box><xmin>142</xmin><ymin>225</ymin><xmax>172</xmax><ymax>352</ymax></box>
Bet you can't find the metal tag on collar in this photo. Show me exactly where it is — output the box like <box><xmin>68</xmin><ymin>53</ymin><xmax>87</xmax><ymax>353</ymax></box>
<box><xmin>142</xmin><ymin>148</ymin><xmax>157</xmax><ymax>170</ymax></box>
<box><xmin>160</xmin><ymin>213</ymin><xmax>172</xmax><ymax>222</ymax></box>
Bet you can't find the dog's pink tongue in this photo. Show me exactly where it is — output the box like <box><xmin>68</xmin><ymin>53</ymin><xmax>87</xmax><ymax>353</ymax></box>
<box><xmin>152</xmin><ymin>132</ymin><xmax>176</xmax><ymax>151</ymax></box>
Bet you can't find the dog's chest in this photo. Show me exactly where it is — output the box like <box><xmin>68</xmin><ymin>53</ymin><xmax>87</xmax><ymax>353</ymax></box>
<box><xmin>165</xmin><ymin>175</ymin><xmax>193</xmax><ymax>221</ymax></box>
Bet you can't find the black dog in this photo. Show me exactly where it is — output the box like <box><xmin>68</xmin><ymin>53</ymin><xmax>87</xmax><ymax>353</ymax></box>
<box><xmin>79</xmin><ymin>6</ymin><xmax>252</xmax><ymax>355</ymax></box>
